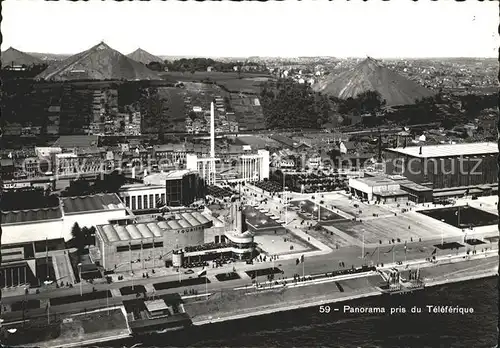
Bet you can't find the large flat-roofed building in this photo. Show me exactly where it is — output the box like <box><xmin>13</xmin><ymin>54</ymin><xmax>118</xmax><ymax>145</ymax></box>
<box><xmin>349</xmin><ymin>176</ymin><xmax>408</xmax><ymax>203</ymax></box>
<box><xmin>95</xmin><ymin>211</ymin><xmax>213</xmax><ymax>271</ymax></box>
<box><xmin>144</xmin><ymin>170</ymin><xmax>205</xmax><ymax>207</ymax></box>
<box><xmin>384</xmin><ymin>142</ymin><xmax>498</xmax><ymax>189</ymax></box>
<box><xmin>2</xmin><ymin>193</ymin><xmax>129</xmax><ymax>244</ymax></box>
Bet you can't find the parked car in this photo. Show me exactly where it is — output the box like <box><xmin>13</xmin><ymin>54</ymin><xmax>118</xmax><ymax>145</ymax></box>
<box><xmin>184</xmin><ymin>269</ymin><xmax>195</xmax><ymax>274</ymax></box>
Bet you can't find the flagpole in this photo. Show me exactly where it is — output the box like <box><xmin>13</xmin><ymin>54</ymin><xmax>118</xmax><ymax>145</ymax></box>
<box><xmin>377</xmin><ymin>247</ymin><xmax>380</xmax><ymax>264</ymax></box>
<box><xmin>205</xmin><ymin>269</ymin><xmax>208</xmax><ymax>301</ymax></box>
<box><xmin>153</xmin><ymin>237</ymin><xmax>156</xmax><ymax>269</ymax></box>
<box><xmin>392</xmin><ymin>246</ymin><xmax>395</xmax><ymax>264</ymax></box>
<box><xmin>361</xmin><ymin>233</ymin><xmax>365</xmax><ymax>259</ymax></box>
<box><xmin>141</xmin><ymin>238</ymin><xmax>144</xmax><ymax>270</ymax></box>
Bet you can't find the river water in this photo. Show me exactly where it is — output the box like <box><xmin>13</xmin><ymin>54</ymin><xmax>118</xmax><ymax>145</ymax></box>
<box><xmin>92</xmin><ymin>277</ymin><xmax>498</xmax><ymax>348</ymax></box>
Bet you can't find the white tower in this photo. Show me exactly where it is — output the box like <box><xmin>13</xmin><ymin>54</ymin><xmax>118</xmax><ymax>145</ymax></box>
<box><xmin>208</xmin><ymin>102</ymin><xmax>216</xmax><ymax>185</ymax></box>
<box><xmin>210</xmin><ymin>102</ymin><xmax>215</xmax><ymax>158</ymax></box>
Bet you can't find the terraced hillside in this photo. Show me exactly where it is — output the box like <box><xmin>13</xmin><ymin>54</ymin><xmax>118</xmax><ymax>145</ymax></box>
<box><xmin>229</xmin><ymin>93</ymin><xmax>266</xmax><ymax>131</ymax></box>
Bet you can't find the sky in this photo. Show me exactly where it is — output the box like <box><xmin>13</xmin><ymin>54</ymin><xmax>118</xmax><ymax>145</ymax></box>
<box><xmin>2</xmin><ymin>0</ymin><xmax>498</xmax><ymax>58</ymax></box>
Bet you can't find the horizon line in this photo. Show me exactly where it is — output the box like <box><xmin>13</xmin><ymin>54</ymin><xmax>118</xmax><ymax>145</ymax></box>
<box><xmin>20</xmin><ymin>51</ymin><xmax>498</xmax><ymax>61</ymax></box>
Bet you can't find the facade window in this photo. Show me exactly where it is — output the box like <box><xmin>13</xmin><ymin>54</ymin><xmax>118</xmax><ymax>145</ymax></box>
<box><xmin>137</xmin><ymin>196</ymin><xmax>142</xmax><ymax>210</ymax></box>
<box><xmin>125</xmin><ymin>196</ymin><xmax>130</xmax><ymax>208</ymax></box>
<box><xmin>149</xmin><ymin>194</ymin><xmax>154</xmax><ymax>209</ymax></box>
<box><xmin>132</xmin><ymin>196</ymin><xmax>136</xmax><ymax>210</ymax></box>
<box><xmin>161</xmin><ymin>193</ymin><xmax>166</xmax><ymax>203</ymax></box>
<box><xmin>155</xmin><ymin>194</ymin><xmax>160</xmax><ymax>206</ymax></box>
<box><xmin>143</xmin><ymin>195</ymin><xmax>148</xmax><ymax>209</ymax></box>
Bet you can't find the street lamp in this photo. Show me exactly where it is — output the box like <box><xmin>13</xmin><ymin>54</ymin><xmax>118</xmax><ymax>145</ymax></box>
<box><xmin>271</xmin><ymin>240</ymin><xmax>275</xmax><ymax>272</ymax></box>
<box><xmin>77</xmin><ymin>263</ymin><xmax>82</xmax><ymax>296</ymax></box>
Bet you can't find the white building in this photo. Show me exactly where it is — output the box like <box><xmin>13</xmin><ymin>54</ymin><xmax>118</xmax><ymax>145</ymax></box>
<box><xmin>186</xmin><ymin>155</ymin><xmax>218</xmax><ymax>185</ymax></box>
<box><xmin>118</xmin><ymin>183</ymin><xmax>167</xmax><ymax>211</ymax></box>
<box><xmin>239</xmin><ymin>149</ymin><xmax>270</xmax><ymax>182</ymax></box>
<box><xmin>2</xmin><ymin>193</ymin><xmax>129</xmax><ymax>244</ymax></box>
<box><xmin>348</xmin><ymin>176</ymin><xmax>408</xmax><ymax>203</ymax></box>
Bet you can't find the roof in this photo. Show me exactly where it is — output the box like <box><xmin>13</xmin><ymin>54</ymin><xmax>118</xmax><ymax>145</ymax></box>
<box><xmin>52</xmin><ymin>135</ymin><xmax>99</xmax><ymax>148</ymax></box>
<box><xmin>399</xmin><ymin>181</ymin><xmax>433</xmax><ymax>192</ymax></box>
<box><xmin>353</xmin><ymin>176</ymin><xmax>397</xmax><ymax>187</ymax></box>
<box><xmin>62</xmin><ymin>193</ymin><xmax>124</xmax><ymax>214</ymax></box>
<box><xmin>144</xmin><ymin>170</ymin><xmax>197</xmax><ymax>184</ymax></box>
<box><xmin>385</xmin><ymin>142</ymin><xmax>498</xmax><ymax>158</ymax></box>
<box><xmin>154</xmin><ymin>144</ymin><xmax>186</xmax><ymax>152</ymax></box>
<box><xmin>96</xmin><ymin>212</ymin><xmax>212</xmax><ymax>243</ymax></box>
<box><xmin>234</xmin><ymin>136</ymin><xmax>270</xmax><ymax>149</ymax></box>
<box><xmin>2</xmin><ymin>207</ymin><xmax>62</xmax><ymax>225</ymax></box>
<box><xmin>0</xmin><ymin>159</ymin><xmax>14</xmax><ymax>166</ymax></box>
<box><xmin>341</xmin><ymin>141</ymin><xmax>356</xmax><ymax>150</ymax></box>
<box><xmin>119</xmin><ymin>183</ymin><xmax>166</xmax><ymax>192</ymax></box>
<box><xmin>270</xmin><ymin>134</ymin><xmax>304</xmax><ymax>148</ymax></box>
<box><xmin>145</xmin><ymin>300</ymin><xmax>168</xmax><ymax>313</ymax></box>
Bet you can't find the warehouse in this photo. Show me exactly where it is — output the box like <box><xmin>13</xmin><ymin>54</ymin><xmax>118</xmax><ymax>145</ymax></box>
<box><xmin>384</xmin><ymin>142</ymin><xmax>498</xmax><ymax>189</ymax></box>
<box><xmin>349</xmin><ymin>176</ymin><xmax>408</xmax><ymax>203</ymax></box>
<box><xmin>95</xmin><ymin>211</ymin><xmax>213</xmax><ymax>271</ymax></box>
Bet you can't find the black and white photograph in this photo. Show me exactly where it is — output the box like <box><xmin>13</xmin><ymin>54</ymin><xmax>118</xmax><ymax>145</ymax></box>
<box><xmin>0</xmin><ymin>1</ymin><xmax>498</xmax><ymax>347</ymax></box>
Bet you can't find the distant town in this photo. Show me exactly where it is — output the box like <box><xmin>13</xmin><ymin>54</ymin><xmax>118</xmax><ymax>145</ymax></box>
<box><xmin>0</xmin><ymin>41</ymin><xmax>498</xmax><ymax>347</ymax></box>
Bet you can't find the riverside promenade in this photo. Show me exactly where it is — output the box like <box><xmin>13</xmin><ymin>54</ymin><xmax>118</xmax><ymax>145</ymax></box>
<box><xmin>2</xmin><ymin>251</ymin><xmax>497</xmax><ymax>348</ymax></box>
<box><xmin>184</xmin><ymin>252</ymin><xmax>498</xmax><ymax>326</ymax></box>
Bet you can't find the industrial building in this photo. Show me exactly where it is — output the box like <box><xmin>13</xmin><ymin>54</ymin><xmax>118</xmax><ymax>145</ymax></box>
<box><xmin>95</xmin><ymin>203</ymin><xmax>256</xmax><ymax>271</ymax></box>
<box><xmin>94</xmin><ymin>211</ymin><xmax>213</xmax><ymax>271</ymax></box>
<box><xmin>1</xmin><ymin>193</ymin><xmax>129</xmax><ymax>244</ymax></box>
<box><xmin>349</xmin><ymin>175</ymin><xmax>433</xmax><ymax>204</ymax></box>
<box><xmin>142</xmin><ymin>170</ymin><xmax>205</xmax><ymax>207</ymax></box>
<box><xmin>384</xmin><ymin>142</ymin><xmax>498</xmax><ymax>189</ymax></box>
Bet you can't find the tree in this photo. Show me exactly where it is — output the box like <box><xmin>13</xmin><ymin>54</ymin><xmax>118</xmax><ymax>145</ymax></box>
<box><xmin>71</xmin><ymin>223</ymin><xmax>85</xmax><ymax>256</ymax></box>
<box><xmin>356</xmin><ymin>91</ymin><xmax>386</xmax><ymax>116</ymax></box>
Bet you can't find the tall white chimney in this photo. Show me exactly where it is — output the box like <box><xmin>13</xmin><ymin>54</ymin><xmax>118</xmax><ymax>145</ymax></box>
<box><xmin>210</xmin><ymin>102</ymin><xmax>215</xmax><ymax>158</ymax></box>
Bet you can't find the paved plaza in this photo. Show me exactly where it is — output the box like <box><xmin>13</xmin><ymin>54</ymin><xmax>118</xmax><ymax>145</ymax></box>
<box><xmin>327</xmin><ymin>211</ymin><xmax>465</xmax><ymax>245</ymax></box>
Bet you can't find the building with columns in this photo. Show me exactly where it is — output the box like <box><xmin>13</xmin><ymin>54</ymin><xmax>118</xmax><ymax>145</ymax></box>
<box><xmin>238</xmin><ymin>149</ymin><xmax>270</xmax><ymax>182</ymax></box>
<box><xmin>186</xmin><ymin>150</ymin><xmax>269</xmax><ymax>183</ymax></box>
<box><xmin>118</xmin><ymin>183</ymin><xmax>167</xmax><ymax>211</ymax></box>
<box><xmin>186</xmin><ymin>155</ymin><xmax>218</xmax><ymax>185</ymax></box>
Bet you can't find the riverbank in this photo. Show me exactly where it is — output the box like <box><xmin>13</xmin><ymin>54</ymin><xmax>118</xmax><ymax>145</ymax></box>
<box><xmin>6</xmin><ymin>255</ymin><xmax>498</xmax><ymax>347</ymax></box>
<box><xmin>186</xmin><ymin>256</ymin><xmax>498</xmax><ymax>326</ymax></box>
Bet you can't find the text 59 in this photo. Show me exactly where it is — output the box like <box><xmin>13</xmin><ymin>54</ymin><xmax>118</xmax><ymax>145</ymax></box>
<box><xmin>319</xmin><ymin>305</ymin><xmax>331</xmax><ymax>313</ymax></box>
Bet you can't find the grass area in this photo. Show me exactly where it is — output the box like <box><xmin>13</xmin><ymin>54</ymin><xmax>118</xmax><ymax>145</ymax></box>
<box><xmin>305</xmin><ymin>225</ymin><xmax>353</xmax><ymax>248</ymax></box>
<box><xmin>419</xmin><ymin>206</ymin><xmax>498</xmax><ymax>228</ymax></box>
<box><xmin>465</xmin><ymin>238</ymin><xmax>486</xmax><ymax>246</ymax></box>
<box><xmin>11</xmin><ymin>299</ymin><xmax>40</xmax><ymax>311</ymax></box>
<box><xmin>153</xmin><ymin>277</ymin><xmax>211</xmax><ymax>291</ymax></box>
<box><xmin>50</xmin><ymin>290</ymin><xmax>112</xmax><ymax>306</ymax></box>
<box><xmin>290</xmin><ymin>200</ymin><xmax>344</xmax><ymax>221</ymax></box>
<box><xmin>78</xmin><ymin>310</ymin><xmax>128</xmax><ymax>334</ymax></box>
<box><xmin>243</xmin><ymin>205</ymin><xmax>282</xmax><ymax>230</ymax></box>
<box><xmin>1</xmin><ymin>318</ymin><xmax>62</xmax><ymax>346</ymax></box>
<box><xmin>246</xmin><ymin>267</ymin><xmax>283</xmax><ymax>279</ymax></box>
<box><xmin>434</xmin><ymin>242</ymin><xmax>464</xmax><ymax>250</ymax></box>
<box><xmin>215</xmin><ymin>272</ymin><xmax>241</xmax><ymax>282</ymax></box>
<box><xmin>120</xmin><ymin>285</ymin><xmax>147</xmax><ymax>296</ymax></box>
<box><xmin>36</xmin><ymin>309</ymin><xmax>129</xmax><ymax>347</ymax></box>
